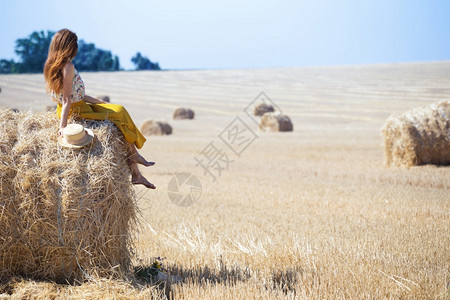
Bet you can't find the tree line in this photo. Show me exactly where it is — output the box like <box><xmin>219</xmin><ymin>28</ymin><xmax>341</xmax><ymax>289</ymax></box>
<box><xmin>0</xmin><ymin>30</ymin><xmax>161</xmax><ymax>74</ymax></box>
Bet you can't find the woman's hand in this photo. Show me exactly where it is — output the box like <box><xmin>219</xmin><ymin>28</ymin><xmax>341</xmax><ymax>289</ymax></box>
<box><xmin>83</xmin><ymin>95</ymin><xmax>108</xmax><ymax>104</ymax></box>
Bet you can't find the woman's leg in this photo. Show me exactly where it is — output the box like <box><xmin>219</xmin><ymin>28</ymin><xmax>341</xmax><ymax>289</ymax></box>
<box><xmin>128</xmin><ymin>144</ymin><xmax>155</xmax><ymax>167</ymax></box>
<box><xmin>130</xmin><ymin>162</ymin><xmax>156</xmax><ymax>189</ymax></box>
<box><xmin>127</xmin><ymin>144</ymin><xmax>156</xmax><ymax>189</ymax></box>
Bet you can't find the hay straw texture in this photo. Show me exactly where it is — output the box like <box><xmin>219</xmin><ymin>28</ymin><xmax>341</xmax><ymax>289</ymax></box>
<box><xmin>0</xmin><ymin>108</ymin><xmax>138</xmax><ymax>283</ymax></box>
<box><xmin>382</xmin><ymin>101</ymin><xmax>450</xmax><ymax>167</ymax></box>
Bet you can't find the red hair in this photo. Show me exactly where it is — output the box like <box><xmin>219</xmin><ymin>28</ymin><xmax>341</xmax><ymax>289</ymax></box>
<box><xmin>43</xmin><ymin>29</ymin><xmax>78</xmax><ymax>95</ymax></box>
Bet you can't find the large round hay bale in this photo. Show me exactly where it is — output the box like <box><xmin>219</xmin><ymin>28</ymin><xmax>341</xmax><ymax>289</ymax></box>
<box><xmin>173</xmin><ymin>108</ymin><xmax>194</xmax><ymax>119</ymax></box>
<box><xmin>0</xmin><ymin>108</ymin><xmax>137</xmax><ymax>283</ymax></box>
<box><xmin>254</xmin><ymin>103</ymin><xmax>274</xmax><ymax>116</ymax></box>
<box><xmin>140</xmin><ymin>120</ymin><xmax>172</xmax><ymax>136</ymax></box>
<box><xmin>381</xmin><ymin>101</ymin><xmax>450</xmax><ymax>167</ymax></box>
<box><xmin>259</xmin><ymin>112</ymin><xmax>293</xmax><ymax>132</ymax></box>
<box><xmin>97</xmin><ymin>95</ymin><xmax>110</xmax><ymax>103</ymax></box>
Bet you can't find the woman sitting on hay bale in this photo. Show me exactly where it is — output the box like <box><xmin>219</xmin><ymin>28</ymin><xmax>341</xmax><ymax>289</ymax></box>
<box><xmin>44</xmin><ymin>29</ymin><xmax>156</xmax><ymax>189</ymax></box>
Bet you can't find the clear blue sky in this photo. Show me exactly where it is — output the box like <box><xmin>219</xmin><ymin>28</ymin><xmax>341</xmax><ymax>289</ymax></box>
<box><xmin>0</xmin><ymin>0</ymin><xmax>449</xmax><ymax>70</ymax></box>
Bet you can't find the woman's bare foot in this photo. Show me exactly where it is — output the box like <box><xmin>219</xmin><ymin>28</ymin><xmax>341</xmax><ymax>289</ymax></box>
<box><xmin>141</xmin><ymin>160</ymin><xmax>155</xmax><ymax>167</ymax></box>
<box><xmin>132</xmin><ymin>175</ymin><xmax>156</xmax><ymax>189</ymax></box>
<box><xmin>130</xmin><ymin>153</ymin><xmax>155</xmax><ymax>167</ymax></box>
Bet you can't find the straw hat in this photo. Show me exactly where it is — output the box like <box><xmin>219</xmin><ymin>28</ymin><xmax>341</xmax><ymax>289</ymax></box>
<box><xmin>58</xmin><ymin>124</ymin><xmax>94</xmax><ymax>148</ymax></box>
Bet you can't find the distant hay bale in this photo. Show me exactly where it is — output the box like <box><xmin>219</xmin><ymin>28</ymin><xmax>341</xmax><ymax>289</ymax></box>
<box><xmin>0</xmin><ymin>108</ymin><xmax>138</xmax><ymax>283</ymax></box>
<box><xmin>173</xmin><ymin>108</ymin><xmax>194</xmax><ymax>120</ymax></box>
<box><xmin>45</xmin><ymin>105</ymin><xmax>57</xmax><ymax>112</ymax></box>
<box><xmin>140</xmin><ymin>120</ymin><xmax>172</xmax><ymax>136</ymax></box>
<box><xmin>381</xmin><ymin>101</ymin><xmax>450</xmax><ymax>167</ymax></box>
<box><xmin>97</xmin><ymin>95</ymin><xmax>110</xmax><ymax>103</ymax></box>
<box><xmin>254</xmin><ymin>103</ymin><xmax>274</xmax><ymax>116</ymax></box>
<box><xmin>259</xmin><ymin>113</ymin><xmax>293</xmax><ymax>132</ymax></box>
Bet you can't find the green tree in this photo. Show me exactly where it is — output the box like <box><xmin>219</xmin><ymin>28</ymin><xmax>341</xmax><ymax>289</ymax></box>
<box><xmin>73</xmin><ymin>40</ymin><xmax>121</xmax><ymax>71</ymax></box>
<box><xmin>0</xmin><ymin>59</ymin><xmax>17</xmax><ymax>74</ymax></box>
<box><xmin>14</xmin><ymin>30</ymin><xmax>54</xmax><ymax>73</ymax></box>
<box><xmin>0</xmin><ymin>30</ymin><xmax>122</xmax><ymax>73</ymax></box>
<box><xmin>131</xmin><ymin>52</ymin><xmax>161</xmax><ymax>70</ymax></box>
<box><xmin>112</xmin><ymin>55</ymin><xmax>120</xmax><ymax>71</ymax></box>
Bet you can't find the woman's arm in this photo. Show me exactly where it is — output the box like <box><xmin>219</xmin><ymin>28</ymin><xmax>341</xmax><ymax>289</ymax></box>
<box><xmin>59</xmin><ymin>101</ymin><xmax>71</xmax><ymax>133</ymax></box>
<box><xmin>59</xmin><ymin>63</ymin><xmax>75</xmax><ymax>135</ymax></box>
<box><xmin>83</xmin><ymin>95</ymin><xmax>108</xmax><ymax>104</ymax></box>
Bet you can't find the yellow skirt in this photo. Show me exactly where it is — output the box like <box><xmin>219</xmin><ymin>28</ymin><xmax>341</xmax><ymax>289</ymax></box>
<box><xmin>57</xmin><ymin>100</ymin><xmax>146</xmax><ymax>149</ymax></box>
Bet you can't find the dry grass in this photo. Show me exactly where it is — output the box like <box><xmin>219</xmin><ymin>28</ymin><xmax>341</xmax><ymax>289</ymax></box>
<box><xmin>0</xmin><ymin>62</ymin><xmax>449</xmax><ymax>299</ymax></box>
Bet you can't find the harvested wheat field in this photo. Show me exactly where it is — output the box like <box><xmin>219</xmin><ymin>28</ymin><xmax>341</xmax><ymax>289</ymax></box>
<box><xmin>0</xmin><ymin>62</ymin><xmax>449</xmax><ymax>299</ymax></box>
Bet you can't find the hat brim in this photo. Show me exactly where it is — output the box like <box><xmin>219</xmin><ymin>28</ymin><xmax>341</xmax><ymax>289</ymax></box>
<box><xmin>58</xmin><ymin>128</ymin><xmax>95</xmax><ymax>149</ymax></box>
